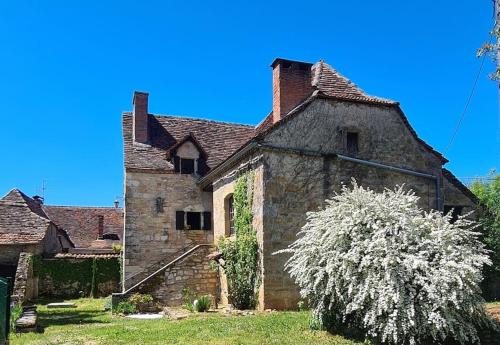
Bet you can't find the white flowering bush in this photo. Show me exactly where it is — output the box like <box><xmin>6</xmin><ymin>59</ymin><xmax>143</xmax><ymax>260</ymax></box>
<box><xmin>277</xmin><ymin>181</ymin><xmax>494</xmax><ymax>344</ymax></box>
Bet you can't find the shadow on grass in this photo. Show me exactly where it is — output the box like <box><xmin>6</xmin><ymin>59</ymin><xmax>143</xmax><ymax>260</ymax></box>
<box><xmin>36</xmin><ymin>310</ymin><xmax>110</xmax><ymax>333</ymax></box>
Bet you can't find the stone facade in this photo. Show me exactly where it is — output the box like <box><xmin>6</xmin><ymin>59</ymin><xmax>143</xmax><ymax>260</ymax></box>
<box><xmin>12</xmin><ymin>253</ymin><xmax>38</xmax><ymax>304</ymax></box>
<box><xmin>123</xmin><ymin>170</ymin><xmax>213</xmax><ymax>289</ymax></box>
<box><xmin>127</xmin><ymin>245</ymin><xmax>217</xmax><ymax>306</ymax></box>
<box><xmin>210</xmin><ymin>97</ymin><xmax>476</xmax><ymax>310</ymax></box>
<box><xmin>122</xmin><ymin>58</ymin><xmax>477</xmax><ymax>310</ymax></box>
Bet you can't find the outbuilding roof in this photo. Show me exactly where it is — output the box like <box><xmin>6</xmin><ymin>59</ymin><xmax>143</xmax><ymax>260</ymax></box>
<box><xmin>43</xmin><ymin>205</ymin><xmax>123</xmax><ymax>249</ymax></box>
<box><xmin>0</xmin><ymin>189</ymin><xmax>52</xmax><ymax>245</ymax></box>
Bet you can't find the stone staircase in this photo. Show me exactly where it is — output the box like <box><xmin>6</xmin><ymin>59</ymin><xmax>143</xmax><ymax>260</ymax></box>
<box><xmin>123</xmin><ymin>245</ymin><xmax>196</xmax><ymax>289</ymax></box>
<box><xmin>113</xmin><ymin>244</ymin><xmax>216</xmax><ymax>307</ymax></box>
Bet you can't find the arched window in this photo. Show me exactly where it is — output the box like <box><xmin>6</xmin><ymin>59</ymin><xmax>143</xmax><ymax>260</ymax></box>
<box><xmin>226</xmin><ymin>194</ymin><xmax>235</xmax><ymax>236</ymax></box>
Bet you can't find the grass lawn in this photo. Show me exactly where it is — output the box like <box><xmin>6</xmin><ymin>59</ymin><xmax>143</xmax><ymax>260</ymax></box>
<box><xmin>9</xmin><ymin>298</ymin><xmax>362</xmax><ymax>345</ymax></box>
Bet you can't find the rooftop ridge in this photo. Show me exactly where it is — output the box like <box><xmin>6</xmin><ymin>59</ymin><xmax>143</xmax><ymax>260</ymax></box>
<box><xmin>44</xmin><ymin>205</ymin><xmax>123</xmax><ymax>210</ymax></box>
<box><xmin>123</xmin><ymin>112</ymin><xmax>256</xmax><ymax>128</ymax></box>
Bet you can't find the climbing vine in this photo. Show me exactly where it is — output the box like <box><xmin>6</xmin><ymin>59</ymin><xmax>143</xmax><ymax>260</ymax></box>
<box><xmin>218</xmin><ymin>172</ymin><xmax>260</xmax><ymax>309</ymax></box>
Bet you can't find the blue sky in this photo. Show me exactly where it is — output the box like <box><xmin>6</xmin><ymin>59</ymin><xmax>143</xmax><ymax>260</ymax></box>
<box><xmin>0</xmin><ymin>0</ymin><xmax>498</xmax><ymax>206</ymax></box>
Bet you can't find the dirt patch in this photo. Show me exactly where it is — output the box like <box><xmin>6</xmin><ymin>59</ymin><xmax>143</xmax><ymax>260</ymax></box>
<box><xmin>487</xmin><ymin>305</ymin><xmax>500</xmax><ymax>322</ymax></box>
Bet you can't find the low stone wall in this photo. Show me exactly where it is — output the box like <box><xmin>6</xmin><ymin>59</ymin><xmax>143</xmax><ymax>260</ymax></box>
<box><xmin>130</xmin><ymin>245</ymin><xmax>217</xmax><ymax>306</ymax></box>
<box><xmin>12</xmin><ymin>252</ymin><xmax>38</xmax><ymax>304</ymax></box>
<box><xmin>36</xmin><ymin>256</ymin><xmax>120</xmax><ymax>298</ymax></box>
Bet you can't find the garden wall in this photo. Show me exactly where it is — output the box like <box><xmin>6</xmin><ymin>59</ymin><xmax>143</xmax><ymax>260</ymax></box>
<box><xmin>35</xmin><ymin>256</ymin><xmax>120</xmax><ymax>298</ymax></box>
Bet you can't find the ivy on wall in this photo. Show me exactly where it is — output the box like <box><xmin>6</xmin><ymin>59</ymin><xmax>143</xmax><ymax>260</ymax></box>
<box><xmin>218</xmin><ymin>172</ymin><xmax>260</xmax><ymax>310</ymax></box>
<box><xmin>33</xmin><ymin>256</ymin><xmax>120</xmax><ymax>298</ymax></box>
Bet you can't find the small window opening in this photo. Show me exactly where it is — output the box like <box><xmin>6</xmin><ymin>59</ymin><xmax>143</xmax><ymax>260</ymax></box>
<box><xmin>180</xmin><ymin>158</ymin><xmax>195</xmax><ymax>174</ymax></box>
<box><xmin>228</xmin><ymin>195</ymin><xmax>235</xmax><ymax>236</ymax></box>
<box><xmin>102</xmin><ymin>233</ymin><xmax>120</xmax><ymax>240</ymax></box>
<box><xmin>186</xmin><ymin>212</ymin><xmax>201</xmax><ymax>230</ymax></box>
<box><xmin>156</xmin><ymin>197</ymin><xmax>164</xmax><ymax>213</ymax></box>
<box><xmin>443</xmin><ymin>206</ymin><xmax>463</xmax><ymax>224</ymax></box>
<box><xmin>346</xmin><ymin>132</ymin><xmax>359</xmax><ymax>154</ymax></box>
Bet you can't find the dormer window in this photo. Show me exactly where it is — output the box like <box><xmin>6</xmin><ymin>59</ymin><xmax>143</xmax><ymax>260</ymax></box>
<box><xmin>346</xmin><ymin>132</ymin><xmax>359</xmax><ymax>154</ymax></box>
<box><xmin>169</xmin><ymin>135</ymin><xmax>209</xmax><ymax>176</ymax></box>
<box><xmin>174</xmin><ymin>157</ymin><xmax>195</xmax><ymax>174</ymax></box>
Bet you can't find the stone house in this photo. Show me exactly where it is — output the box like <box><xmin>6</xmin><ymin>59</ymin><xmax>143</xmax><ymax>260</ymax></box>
<box><xmin>122</xmin><ymin>58</ymin><xmax>477</xmax><ymax>310</ymax></box>
<box><xmin>0</xmin><ymin>189</ymin><xmax>73</xmax><ymax>278</ymax></box>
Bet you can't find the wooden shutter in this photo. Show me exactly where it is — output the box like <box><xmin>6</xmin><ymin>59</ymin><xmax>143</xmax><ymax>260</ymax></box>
<box><xmin>174</xmin><ymin>156</ymin><xmax>180</xmax><ymax>173</ymax></box>
<box><xmin>175</xmin><ymin>211</ymin><xmax>185</xmax><ymax>230</ymax></box>
<box><xmin>197</xmin><ymin>158</ymin><xmax>209</xmax><ymax>176</ymax></box>
<box><xmin>202</xmin><ymin>212</ymin><xmax>212</xmax><ymax>230</ymax></box>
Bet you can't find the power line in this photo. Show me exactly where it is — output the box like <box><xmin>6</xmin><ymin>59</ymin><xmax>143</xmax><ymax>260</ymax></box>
<box><xmin>444</xmin><ymin>48</ymin><xmax>488</xmax><ymax>153</ymax></box>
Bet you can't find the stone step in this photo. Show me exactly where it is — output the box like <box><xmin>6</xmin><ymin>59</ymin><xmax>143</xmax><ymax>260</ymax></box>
<box><xmin>46</xmin><ymin>302</ymin><xmax>76</xmax><ymax>308</ymax></box>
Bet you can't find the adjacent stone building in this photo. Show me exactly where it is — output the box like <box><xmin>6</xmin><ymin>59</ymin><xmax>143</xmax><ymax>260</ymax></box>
<box><xmin>122</xmin><ymin>58</ymin><xmax>477</xmax><ymax>309</ymax></box>
<box><xmin>0</xmin><ymin>189</ymin><xmax>73</xmax><ymax>273</ymax></box>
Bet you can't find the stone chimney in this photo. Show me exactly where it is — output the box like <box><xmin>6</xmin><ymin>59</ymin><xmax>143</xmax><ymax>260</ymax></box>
<box><xmin>133</xmin><ymin>91</ymin><xmax>149</xmax><ymax>144</ymax></box>
<box><xmin>271</xmin><ymin>58</ymin><xmax>314</xmax><ymax>123</ymax></box>
<box><xmin>97</xmin><ymin>215</ymin><xmax>104</xmax><ymax>239</ymax></box>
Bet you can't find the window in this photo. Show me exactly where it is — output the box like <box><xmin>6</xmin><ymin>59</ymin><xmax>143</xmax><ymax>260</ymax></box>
<box><xmin>102</xmin><ymin>233</ymin><xmax>120</xmax><ymax>240</ymax></box>
<box><xmin>175</xmin><ymin>211</ymin><xmax>212</xmax><ymax>230</ymax></box>
<box><xmin>443</xmin><ymin>205</ymin><xmax>463</xmax><ymax>224</ymax></box>
<box><xmin>155</xmin><ymin>197</ymin><xmax>164</xmax><ymax>213</ymax></box>
<box><xmin>186</xmin><ymin>212</ymin><xmax>201</xmax><ymax>230</ymax></box>
<box><xmin>227</xmin><ymin>195</ymin><xmax>235</xmax><ymax>236</ymax></box>
<box><xmin>346</xmin><ymin>132</ymin><xmax>359</xmax><ymax>154</ymax></box>
<box><xmin>174</xmin><ymin>156</ymin><xmax>195</xmax><ymax>174</ymax></box>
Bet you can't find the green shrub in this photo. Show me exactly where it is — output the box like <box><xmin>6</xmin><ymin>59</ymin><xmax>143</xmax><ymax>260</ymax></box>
<box><xmin>10</xmin><ymin>303</ymin><xmax>22</xmax><ymax>332</ymax></box>
<box><xmin>128</xmin><ymin>293</ymin><xmax>154</xmax><ymax>313</ymax></box>
<box><xmin>113</xmin><ymin>300</ymin><xmax>136</xmax><ymax>315</ymax></box>
<box><xmin>217</xmin><ymin>173</ymin><xmax>260</xmax><ymax>310</ymax></box>
<box><xmin>103</xmin><ymin>296</ymin><xmax>112</xmax><ymax>311</ymax></box>
<box><xmin>182</xmin><ymin>287</ymin><xmax>196</xmax><ymax>312</ymax></box>
<box><xmin>194</xmin><ymin>295</ymin><xmax>211</xmax><ymax>312</ymax></box>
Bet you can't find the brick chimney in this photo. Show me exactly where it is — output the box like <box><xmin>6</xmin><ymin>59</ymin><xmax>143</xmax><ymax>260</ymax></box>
<box><xmin>97</xmin><ymin>215</ymin><xmax>104</xmax><ymax>240</ymax></box>
<box><xmin>271</xmin><ymin>58</ymin><xmax>314</xmax><ymax>123</ymax></box>
<box><xmin>133</xmin><ymin>91</ymin><xmax>149</xmax><ymax>144</ymax></box>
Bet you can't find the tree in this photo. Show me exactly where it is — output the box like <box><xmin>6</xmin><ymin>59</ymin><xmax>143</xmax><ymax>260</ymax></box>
<box><xmin>277</xmin><ymin>181</ymin><xmax>493</xmax><ymax>345</ymax></box>
<box><xmin>470</xmin><ymin>170</ymin><xmax>500</xmax><ymax>300</ymax></box>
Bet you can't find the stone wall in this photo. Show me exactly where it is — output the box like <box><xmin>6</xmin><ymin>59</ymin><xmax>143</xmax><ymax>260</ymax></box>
<box><xmin>12</xmin><ymin>252</ymin><xmax>37</xmax><ymax>304</ymax></box>
<box><xmin>211</xmin><ymin>97</ymin><xmax>477</xmax><ymax>310</ymax></box>
<box><xmin>0</xmin><ymin>244</ymin><xmax>42</xmax><ymax>266</ymax></box>
<box><xmin>212</xmin><ymin>158</ymin><xmax>265</xmax><ymax>306</ymax></box>
<box><xmin>131</xmin><ymin>245</ymin><xmax>217</xmax><ymax>306</ymax></box>
<box><xmin>123</xmin><ymin>170</ymin><xmax>213</xmax><ymax>289</ymax></box>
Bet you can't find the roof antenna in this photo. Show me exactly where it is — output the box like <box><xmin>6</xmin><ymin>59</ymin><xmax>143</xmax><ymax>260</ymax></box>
<box><xmin>42</xmin><ymin>179</ymin><xmax>46</xmax><ymax>201</ymax></box>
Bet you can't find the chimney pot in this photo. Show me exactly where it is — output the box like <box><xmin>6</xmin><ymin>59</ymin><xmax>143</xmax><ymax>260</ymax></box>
<box><xmin>114</xmin><ymin>199</ymin><xmax>119</xmax><ymax>208</ymax></box>
<box><xmin>271</xmin><ymin>58</ymin><xmax>314</xmax><ymax>123</ymax></box>
<box><xmin>97</xmin><ymin>215</ymin><xmax>104</xmax><ymax>239</ymax></box>
<box><xmin>133</xmin><ymin>91</ymin><xmax>149</xmax><ymax>144</ymax></box>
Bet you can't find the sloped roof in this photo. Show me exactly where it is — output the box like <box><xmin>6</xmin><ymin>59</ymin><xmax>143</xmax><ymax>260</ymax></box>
<box><xmin>123</xmin><ymin>113</ymin><xmax>256</xmax><ymax>171</ymax></box>
<box><xmin>0</xmin><ymin>189</ymin><xmax>51</xmax><ymax>245</ymax></box>
<box><xmin>311</xmin><ymin>60</ymin><xmax>397</xmax><ymax>106</ymax></box>
<box><xmin>123</xmin><ymin>59</ymin><xmax>445</xmax><ymax>175</ymax></box>
<box><xmin>442</xmin><ymin>168</ymin><xmax>478</xmax><ymax>204</ymax></box>
<box><xmin>43</xmin><ymin>206</ymin><xmax>124</xmax><ymax>249</ymax></box>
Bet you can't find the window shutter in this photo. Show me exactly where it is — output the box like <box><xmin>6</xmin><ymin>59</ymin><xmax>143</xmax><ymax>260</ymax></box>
<box><xmin>203</xmin><ymin>212</ymin><xmax>212</xmax><ymax>230</ymax></box>
<box><xmin>175</xmin><ymin>211</ymin><xmax>185</xmax><ymax>230</ymax></box>
<box><xmin>197</xmin><ymin>158</ymin><xmax>209</xmax><ymax>176</ymax></box>
<box><xmin>174</xmin><ymin>156</ymin><xmax>180</xmax><ymax>173</ymax></box>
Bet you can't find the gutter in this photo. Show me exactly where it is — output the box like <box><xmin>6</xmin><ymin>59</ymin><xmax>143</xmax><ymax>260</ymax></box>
<box><xmin>198</xmin><ymin>141</ymin><xmax>259</xmax><ymax>189</ymax></box>
<box><xmin>336</xmin><ymin>153</ymin><xmax>441</xmax><ymax>210</ymax></box>
<box><xmin>198</xmin><ymin>141</ymin><xmax>442</xmax><ymax>210</ymax></box>
<box><xmin>257</xmin><ymin>143</ymin><xmax>442</xmax><ymax>210</ymax></box>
